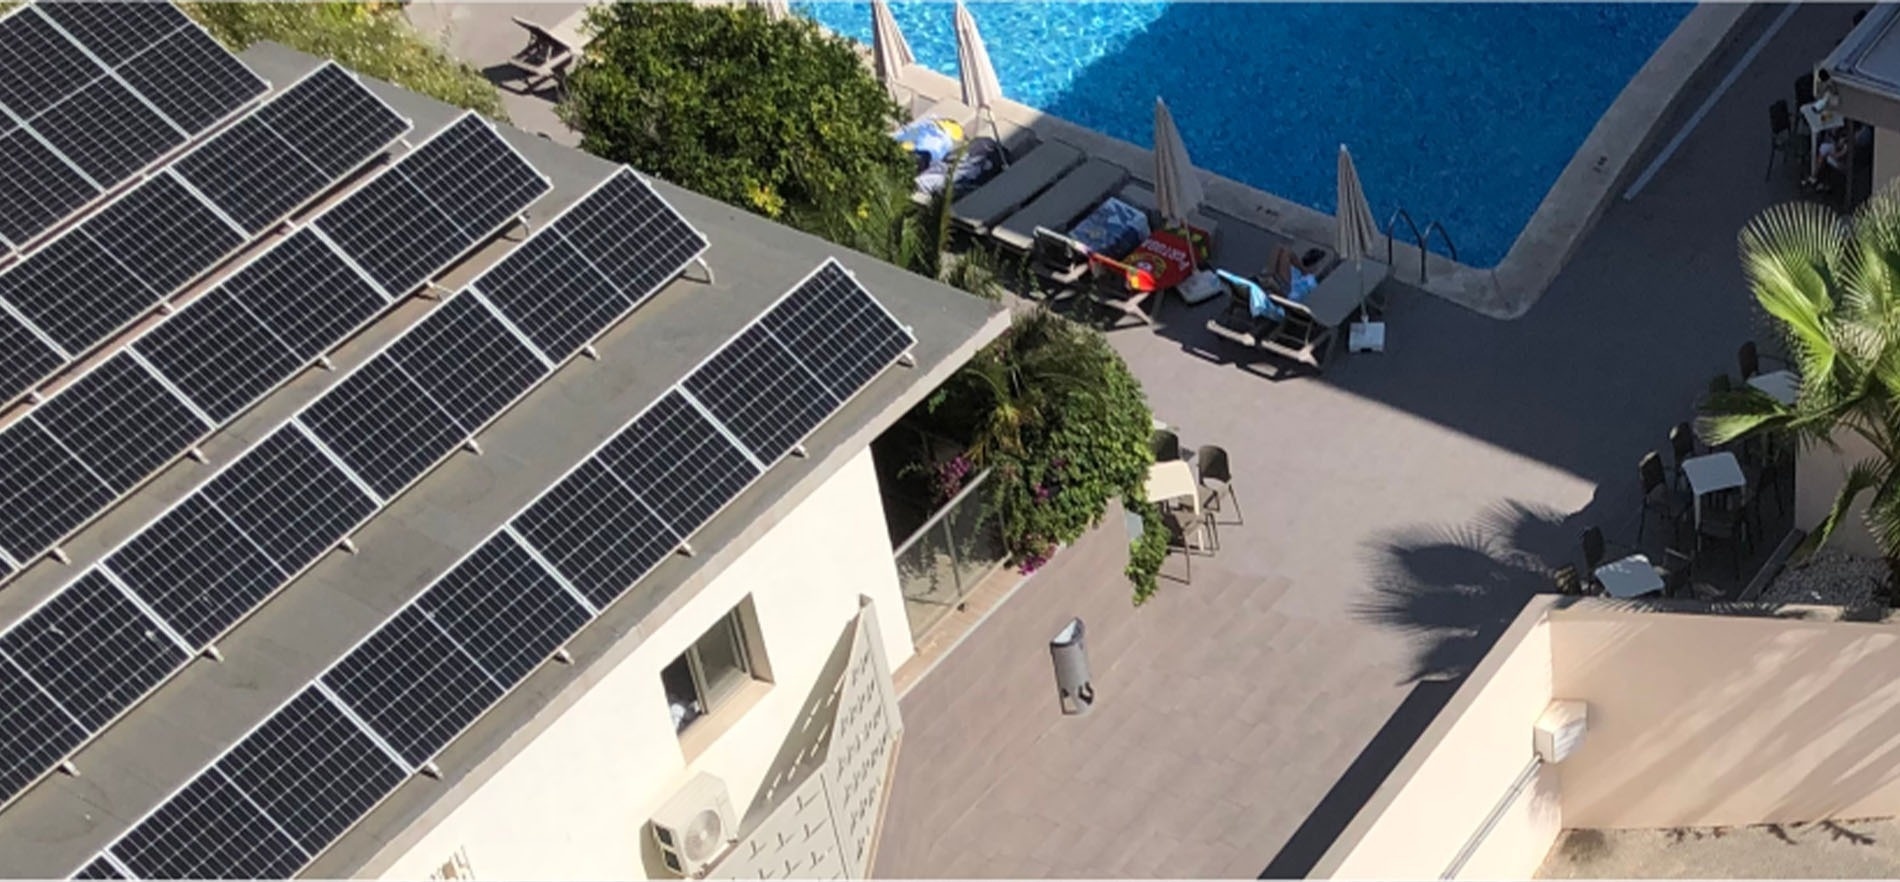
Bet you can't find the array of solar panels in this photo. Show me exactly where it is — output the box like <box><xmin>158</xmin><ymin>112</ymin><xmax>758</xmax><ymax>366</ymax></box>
<box><xmin>0</xmin><ymin>164</ymin><xmax>707</xmax><ymax>817</ymax></box>
<box><xmin>0</xmin><ymin>2</ymin><xmax>264</xmax><ymax>252</ymax></box>
<box><xmin>0</xmin><ymin>55</ymin><xmax>425</xmax><ymax>420</ymax></box>
<box><xmin>0</xmin><ymin>99</ymin><xmax>585</xmax><ymax>583</ymax></box>
<box><xmin>78</xmin><ymin>260</ymin><xmax>914</xmax><ymax>879</ymax></box>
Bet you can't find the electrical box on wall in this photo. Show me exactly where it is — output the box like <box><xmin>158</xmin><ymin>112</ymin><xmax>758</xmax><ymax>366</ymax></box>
<box><xmin>1534</xmin><ymin>699</ymin><xmax>1588</xmax><ymax>764</ymax></box>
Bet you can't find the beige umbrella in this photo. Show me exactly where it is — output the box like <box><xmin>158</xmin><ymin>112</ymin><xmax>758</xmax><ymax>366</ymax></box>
<box><xmin>872</xmin><ymin>0</ymin><xmax>914</xmax><ymax>104</ymax></box>
<box><xmin>1153</xmin><ymin>97</ymin><xmax>1205</xmax><ymax>232</ymax></box>
<box><xmin>750</xmin><ymin>0</ymin><xmax>791</xmax><ymax>22</ymax></box>
<box><xmin>954</xmin><ymin>1</ymin><xmax>1004</xmax><ymax>143</ymax></box>
<box><xmin>1336</xmin><ymin>144</ymin><xmax>1381</xmax><ymax>267</ymax></box>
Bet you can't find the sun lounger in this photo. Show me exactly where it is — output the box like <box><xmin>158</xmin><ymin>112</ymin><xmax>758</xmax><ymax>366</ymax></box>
<box><xmin>1208</xmin><ymin>259</ymin><xmax>1391</xmax><ymax>372</ymax></box>
<box><xmin>910</xmin><ymin>96</ymin><xmax>979</xmax><ymax>131</ymax></box>
<box><xmin>989</xmin><ymin>158</ymin><xmax>1130</xmax><ymax>253</ymax></box>
<box><xmin>951</xmin><ymin>140</ymin><xmax>1085</xmax><ymax>235</ymax></box>
<box><xmin>1114</xmin><ymin>182</ymin><xmax>1222</xmax><ymax>253</ymax></box>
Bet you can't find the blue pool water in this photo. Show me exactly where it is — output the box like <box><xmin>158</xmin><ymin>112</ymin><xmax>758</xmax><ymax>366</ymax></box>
<box><xmin>799</xmin><ymin>2</ymin><xmax>1689</xmax><ymax>266</ymax></box>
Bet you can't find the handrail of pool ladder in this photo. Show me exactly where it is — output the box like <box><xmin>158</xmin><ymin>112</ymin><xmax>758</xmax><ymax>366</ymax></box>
<box><xmin>1384</xmin><ymin>207</ymin><xmax>1425</xmax><ymax>282</ymax></box>
<box><xmin>1422</xmin><ymin>219</ymin><xmax>1459</xmax><ymax>277</ymax></box>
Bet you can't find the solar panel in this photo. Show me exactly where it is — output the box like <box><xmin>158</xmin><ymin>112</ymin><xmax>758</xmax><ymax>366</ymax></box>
<box><xmin>323</xmin><ymin>604</ymin><xmax>503</xmax><ymax>767</ymax></box>
<box><xmin>299</xmin><ymin>357</ymin><xmax>466</xmax><ymax>501</ymax></box>
<box><xmin>107</xmin><ymin>494</ymin><xmax>287</xmax><ymax>648</ymax></box>
<box><xmin>32</xmin><ymin>75</ymin><xmax>183</xmax><ymax>185</ymax></box>
<box><xmin>109</xmin><ymin>770</ymin><xmax>309</xmax><ymax>880</ymax></box>
<box><xmin>760</xmin><ymin>260</ymin><xmax>914</xmax><ymax>400</ymax></box>
<box><xmin>385</xmin><ymin>294</ymin><xmax>545</xmax><ymax>431</ymax></box>
<box><xmin>28</xmin><ymin>352</ymin><xmax>207</xmax><ymax>493</ymax></box>
<box><xmin>0</xmin><ymin>654</ymin><xmax>86</xmax><ymax>806</ymax></box>
<box><xmin>513</xmin><ymin>458</ymin><xmax>682</xmax><ymax>609</ymax></box>
<box><xmin>682</xmin><ymin>322</ymin><xmax>838</xmax><ymax>464</ymax></box>
<box><xmin>398</xmin><ymin>115</ymin><xmax>549</xmax><ymax>241</ymax></box>
<box><xmin>87</xmin><ymin>173</ymin><xmax>245</xmax><ymax>297</ymax></box>
<box><xmin>35</xmin><ymin>1</ymin><xmax>191</xmax><ymax>66</ymax></box>
<box><xmin>173</xmin><ymin>64</ymin><xmax>408</xmax><ymax>234</ymax></box>
<box><xmin>0</xmin><ymin>571</ymin><xmax>186</xmax><ymax>731</ymax></box>
<box><xmin>214</xmin><ymin>687</ymin><xmax>406</xmax><ymax>851</ymax></box>
<box><xmin>0</xmin><ymin>10</ymin><xmax>101</xmax><ymax>119</ymax></box>
<box><xmin>419</xmin><ymin>533</ymin><xmax>591</xmax><ymax>687</ymax></box>
<box><xmin>556</xmin><ymin>170</ymin><xmax>710</xmax><ymax>307</ymax></box>
<box><xmin>0</xmin><ymin>223</ymin><xmax>149</xmax><ymax>357</ymax></box>
<box><xmin>136</xmin><ymin>230</ymin><xmax>386</xmax><ymax>422</ymax></box>
<box><xmin>0</xmin><ymin>420</ymin><xmax>114</xmax><ymax>562</ymax></box>
<box><xmin>253</xmin><ymin>63</ymin><xmax>409</xmax><ymax>180</ymax></box>
<box><xmin>199</xmin><ymin>427</ymin><xmax>378</xmax><ymax>573</ymax></box>
<box><xmin>0</xmin><ymin>126</ymin><xmax>96</xmax><ymax>248</ymax></box>
<box><xmin>71</xmin><ymin>856</ymin><xmax>124</xmax><ymax>881</ymax></box>
<box><xmin>315</xmin><ymin>115</ymin><xmax>546</xmax><ymax>296</ymax></box>
<box><xmin>0</xmin><ymin>308</ymin><xmax>65</xmax><ymax>405</ymax></box>
<box><xmin>113</xmin><ymin>24</ymin><xmax>267</xmax><ymax>133</ymax></box>
<box><xmin>601</xmin><ymin>390</ymin><xmax>761</xmax><ymax>536</ymax></box>
<box><xmin>470</xmin><ymin>231</ymin><xmax>626</xmax><ymax>362</ymax></box>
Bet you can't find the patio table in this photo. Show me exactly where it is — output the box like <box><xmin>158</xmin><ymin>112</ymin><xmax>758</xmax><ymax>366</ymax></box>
<box><xmin>1682</xmin><ymin>451</ymin><xmax>1747</xmax><ymax>527</ymax></box>
<box><xmin>1144</xmin><ymin>460</ymin><xmax>1211</xmax><ymax>549</ymax></box>
<box><xmin>1747</xmin><ymin>369</ymin><xmax>1798</xmax><ymax>405</ymax></box>
<box><xmin>1802</xmin><ymin>97</ymin><xmax>1847</xmax><ymax>166</ymax></box>
<box><xmin>1594</xmin><ymin>554</ymin><xmax>1665</xmax><ymax>598</ymax></box>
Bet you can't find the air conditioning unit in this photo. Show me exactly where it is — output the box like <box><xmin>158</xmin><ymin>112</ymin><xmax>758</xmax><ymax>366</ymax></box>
<box><xmin>650</xmin><ymin>772</ymin><xmax>738</xmax><ymax>878</ymax></box>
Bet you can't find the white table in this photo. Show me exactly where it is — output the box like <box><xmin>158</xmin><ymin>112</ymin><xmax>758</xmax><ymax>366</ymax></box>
<box><xmin>1802</xmin><ymin>98</ymin><xmax>1847</xmax><ymax>171</ymax></box>
<box><xmin>1595</xmin><ymin>554</ymin><xmax>1665</xmax><ymax>598</ymax></box>
<box><xmin>1682</xmin><ymin>451</ymin><xmax>1747</xmax><ymax>527</ymax></box>
<box><xmin>1145</xmin><ymin>460</ymin><xmax>1211</xmax><ymax>550</ymax></box>
<box><xmin>1747</xmin><ymin>369</ymin><xmax>1798</xmax><ymax>405</ymax></box>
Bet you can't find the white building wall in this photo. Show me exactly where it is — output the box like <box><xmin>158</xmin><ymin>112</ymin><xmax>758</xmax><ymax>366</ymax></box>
<box><xmin>376</xmin><ymin>449</ymin><xmax>912</xmax><ymax>881</ymax></box>
<box><xmin>1875</xmin><ymin>127</ymin><xmax>1900</xmax><ymax>191</ymax></box>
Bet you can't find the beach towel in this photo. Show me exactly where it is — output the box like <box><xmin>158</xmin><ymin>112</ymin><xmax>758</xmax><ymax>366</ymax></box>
<box><xmin>1067</xmin><ymin>196</ymin><xmax>1149</xmax><ymax>259</ymax></box>
<box><xmin>915</xmin><ymin>137</ymin><xmax>1005</xmax><ymax>199</ymax></box>
<box><xmin>893</xmin><ymin>118</ymin><xmax>964</xmax><ymax>166</ymax></box>
<box><xmin>1216</xmin><ymin>269</ymin><xmax>1281</xmax><ymax>322</ymax></box>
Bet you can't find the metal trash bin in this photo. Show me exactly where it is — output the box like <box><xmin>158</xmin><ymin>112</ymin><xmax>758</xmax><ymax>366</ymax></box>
<box><xmin>1050</xmin><ymin>617</ymin><xmax>1094</xmax><ymax>716</ymax></box>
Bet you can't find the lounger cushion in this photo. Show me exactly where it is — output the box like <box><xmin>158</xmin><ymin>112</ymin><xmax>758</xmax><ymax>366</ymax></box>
<box><xmin>951</xmin><ymin>140</ymin><xmax>1085</xmax><ymax>233</ymax></box>
<box><xmin>991</xmin><ymin>158</ymin><xmax>1130</xmax><ymax>252</ymax></box>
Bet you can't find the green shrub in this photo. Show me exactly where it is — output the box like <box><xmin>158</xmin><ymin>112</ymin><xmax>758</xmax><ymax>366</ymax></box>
<box><xmin>916</xmin><ymin>310</ymin><xmax>1166</xmax><ymax>602</ymax></box>
<box><xmin>182</xmin><ymin>1</ymin><xmax>507</xmax><ymax>121</ymax></box>
<box><xmin>561</xmin><ymin>2</ymin><xmax>910</xmax><ymax>224</ymax></box>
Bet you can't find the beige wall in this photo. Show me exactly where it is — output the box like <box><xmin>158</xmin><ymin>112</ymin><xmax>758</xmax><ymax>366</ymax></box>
<box><xmin>1552</xmin><ymin>605</ymin><xmax>1900</xmax><ymax>829</ymax></box>
<box><xmin>376</xmin><ymin>449</ymin><xmax>913</xmax><ymax>881</ymax></box>
<box><xmin>1315</xmin><ymin>599</ymin><xmax>1561</xmax><ymax>880</ymax></box>
<box><xmin>1875</xmin><ymin>127</ymin><xmax>1900</xmax><ymax>192</ymax></box>
<box><xmin>1795</xmin><ymin>427</ymin><xmax>1882</xmax><ymax>558</ymax></box>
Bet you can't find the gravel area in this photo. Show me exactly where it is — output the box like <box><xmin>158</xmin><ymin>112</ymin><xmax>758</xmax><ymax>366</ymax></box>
<box><xmin>1540</xmin><ymin>819</ymin><xmax>1900</xmax><ymax>878</ymax></box>
<box><xmin>1760</xmin><ymin>549</ymin><xmax>1887</xmax><ymax>607</ymax></box>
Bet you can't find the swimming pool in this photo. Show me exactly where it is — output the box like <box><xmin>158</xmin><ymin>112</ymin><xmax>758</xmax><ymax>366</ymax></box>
<box><xmin>799</xmin><ymin>2</ymin><xmax>1690</xmax><ymax>266</ymax></box>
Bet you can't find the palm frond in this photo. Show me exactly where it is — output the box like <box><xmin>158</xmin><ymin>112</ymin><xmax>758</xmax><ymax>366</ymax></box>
<box><xmin>1739</xmin><ymin>202</ymin><xmax>1845</xmax><ymax>376</ymax></box>
<box><xmin>1801</xmin><ymin>458</ymin><xmax>1891</xmax><ymax>558</ymax></box>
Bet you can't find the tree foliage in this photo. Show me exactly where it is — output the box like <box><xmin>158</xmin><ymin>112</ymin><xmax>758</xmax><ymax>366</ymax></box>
<box><xmin>810</xmin><ymin>159</ymin><xmax>1004</xmax><ymax>301</ymax></box>
<box><xmin>183</xmin><ymin>1</ymin><xmax>506</xmax><ymax>121</ymax></box>
<box><xmin>562</xmin><ymin>2</ymin><xmax>911</xmax><ymax>224</ymax></box>
<box><xmin>914</xmin><ymin>309</ymin><xmax>1168</xmax><ymax>601</ymax></box>
<box><xmin>1700</xmin><ymin>185</ymin><xmax>1900</xmax><ymax>586</ymax></box>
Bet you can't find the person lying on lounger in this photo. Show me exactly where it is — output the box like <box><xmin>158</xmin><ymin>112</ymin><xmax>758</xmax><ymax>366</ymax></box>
<box><xmin>1269</xmin><ymin>246</ymin><xmax>1329</xmax><ymax>299</ymax></box>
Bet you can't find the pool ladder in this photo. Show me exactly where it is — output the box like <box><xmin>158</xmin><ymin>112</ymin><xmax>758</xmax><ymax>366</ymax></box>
<box><xmin>1383</xmin><ymin>208</ymin><xmax>1458</xmax><ymax>284</ymax></box>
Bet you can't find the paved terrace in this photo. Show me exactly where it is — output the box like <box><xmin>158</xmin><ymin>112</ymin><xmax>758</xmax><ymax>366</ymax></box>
<box><xmin>411</xmin><ymin>3</ymin><xmax>1860</xmax><ymax>877</ymax></box>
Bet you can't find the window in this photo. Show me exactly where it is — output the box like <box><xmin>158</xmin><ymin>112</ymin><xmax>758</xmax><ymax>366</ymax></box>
<box><xmin>663</xmin><ymin>606</ymin><xmax>758</xmax><ymax>733</ymax></box>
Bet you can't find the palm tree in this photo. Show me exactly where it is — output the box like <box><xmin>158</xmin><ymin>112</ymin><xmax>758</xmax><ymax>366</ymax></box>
<box><xmin>801</xmin><ymin>153</ymin><xmax>1004</xmax><ymax>301</ymax></box>
<box><xmin>1699</xmin><ymin>189</ymin><xmax>1900</xmax><ymax>585</ymax></box>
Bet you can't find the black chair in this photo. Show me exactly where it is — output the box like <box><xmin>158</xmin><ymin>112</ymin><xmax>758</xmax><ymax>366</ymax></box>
<box><xmin>1669</xmin><ymin>422</ymin><xmax>1698</xmax><ymax>492</ymax></box>
<box><xmin>1151</xmin><ymin>428</ymin><xmax>1182</xmax><ymax>463</ymax></box>
<box><xmin>1581</xmin><ymin>526</ymin><xmax>1609</xmax><ymax>589</ymax></box>
<box><xmin>1660</xmin><ymin>552</ymin><xmax>1692</xmax><ymax>598</ymax></box>
<box><xmin>1029</xmin><ymin>227</ymin><xmax>1089</xmax><ymax>303</ymax></box>
<box><xmin>1638</xmin><ymin>451</ymin><xmax>1689</xmax><ymax>546</ymax></box>
<box><xmin>1768</xmin><ymin>100</ymin><xmax>1799</xmax><ymax>181</ymax></box>
<box><xmin>1196</xmin><ymin>444</ymin><xmax>1243</xmax><ymax>525</ymax></box>
<box><xmin>1697</xmin><ymin>492</ymin><xmax>1754</xmax><ymax>578</ymax></box>
<box><xmin>1795</xmin><ymin>72</ymin><xmax>1816</xmax><ymax>114</ymax></box>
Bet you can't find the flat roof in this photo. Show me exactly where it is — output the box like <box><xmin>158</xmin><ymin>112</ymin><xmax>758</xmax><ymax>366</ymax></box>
<box><xmin>1823</xmin><ymin>5</ymin><xmax>1900</xmax><ymax>132</ymax></box>
<box><xmin>0</xmin><ymin>42</ymin><xmax>1006</xmax><ymax>878</ymax></box>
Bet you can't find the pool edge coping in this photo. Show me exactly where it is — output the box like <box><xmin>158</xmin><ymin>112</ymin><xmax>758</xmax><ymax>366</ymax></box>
<box><xmin>890</xmin><ymin>1</ymin><xmax>1745</xmax><ymax>321</ymax></box>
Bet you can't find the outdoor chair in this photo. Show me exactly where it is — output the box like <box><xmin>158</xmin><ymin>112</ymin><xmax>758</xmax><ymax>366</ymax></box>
<box><xmin>1152</xmin><ymin>429</ymin><xmax>1183</xmax><ymax>463</ymax></box>
<box><xmin>1669</xmin><ymin>421</ymin><xmax>1698</xmax><ymax>492</ymax></box>
<box><xmin>1196</xmin><ymin>445</ymin><xmax>1243</xmax><ymax>525</ymax></box>
<box><xmin>1581</xmin><ymin>525</ymin><xmax>1609</xmax><ymax>575</ymax></box>
<box><xmin>1697</xmin><ymin>491</ymin><xmax>1754</xmax><ymax>578</ymax></box>
<box><xmin>1737</xmin><ymin>341</ymin><xmax>1789</xmax><ymax>380</ymax></box>
<box><xmin>1767</xmin><ymin>100</ymin><xmax>1800</xmax><ymax>181</ymax></box>
<box><xmin>1159</xmin><ymin>503</ymin><xmax>1215</xmax><ymax>582</ymax></box>
<box><xmin>1083</xmin><ymin>254</ymin><xmax>1155</xmax><ymax>328</ymax></box>
<box><xmin>1638</xmin><ymin>451</ymin><xmax>1689</xmax><ymax>546</ymax></box>
<box><xmin>1795</xmin><ymin>73</ymin><xmax>1816</xmax><ymax>124</ymax></box>
<box><xmin>1028</xmin><ymin>227</ymin><xmax>1089</xmax><ymax>303</ymax></box>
